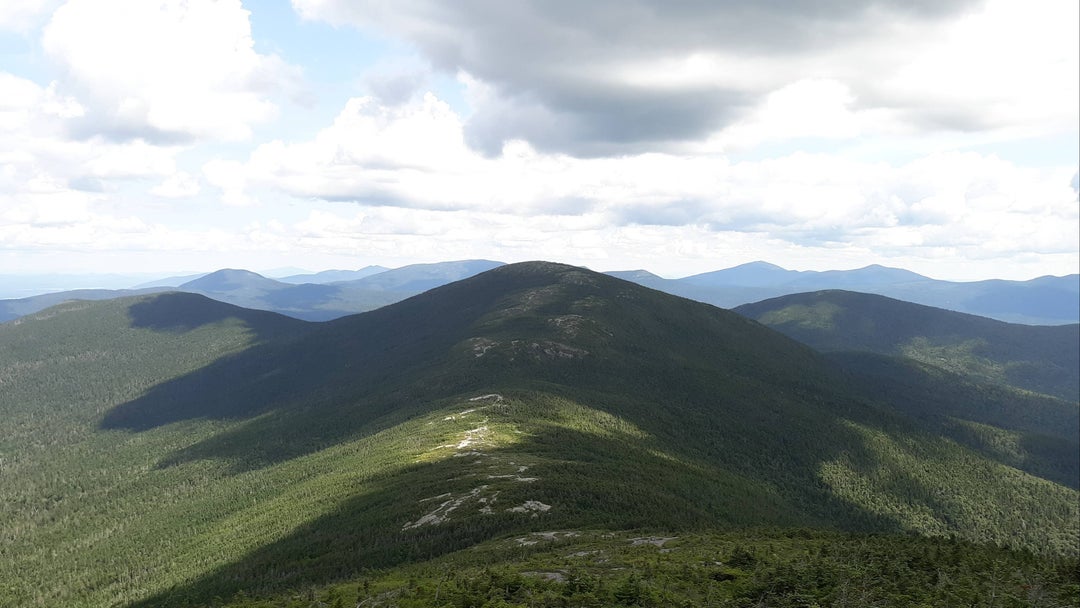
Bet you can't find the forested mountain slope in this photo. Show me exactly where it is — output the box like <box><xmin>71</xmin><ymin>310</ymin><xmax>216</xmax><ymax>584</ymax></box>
<box><xmin>0</xmin><ymin>263</ymin><xmax>1076</xmax><ymax>607</ymax></box>
<box><xmin>735</xmin><ymin>289</ymin><xmax>1079</xmax><ymax>401</ymax></box>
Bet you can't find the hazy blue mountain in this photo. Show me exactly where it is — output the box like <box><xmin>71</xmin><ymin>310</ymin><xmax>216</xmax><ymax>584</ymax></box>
<box><xmin>682</xmin><ymin>263</ymin><xmax>930</xmax><ymax>290</ymax></box>
<box><xmin>4</xmin><ymin>259</ymin><xmax>1075</xmax><ymax>326</ymax></box>
<box><xmin>180</xmin><ymin>268</ymin><xmax>285</xmax><ymax>294</ymax></box>
<box><xmin>0</xmin><ymin>272</ymin><xmax>165</xmax><ymax>299</ymax></box>
<box><xmin>339</xmin><ymin>259</ymin><xmax>505</xmax><ymax>291</ymax></box>
<box><xmin>681</xmin><ymin>261</ymin><xmax>808</xmax><ymax>287</ymax></box>
<box><xmin>627</xmin><ymin>261</ymin><xmax>1079</xmax><ymax>325</ymax></box>
<box><xmin>0</xmin><ymin>287</ymin><xmax>169</xmax><ymax>323</ymax></box>
<box><xmin>604</xmin><ymin>269</ymin><xmax>665</xmax><ymax>283</ymax></box>
<box><xmin>173</xmin><ymin>269</ymin><xmax>392</xmax><ymax>321</ymax></box>
<box><xmin>602</xmin><ymin>269</ymin><xmax>773</xmax><ymax>309</ymax></box>
<box><xmin>790</xmin><ymin>264</ymin><xmax>928</xmax><ymax>288</ymax></box>
<box><xmin>132</xmin><ymin>272</ymin><xmax>208</xmax><ymax>288</ymax></box>
<box><xmin>277</xmin><ymin>265</ymin><xmax>389</xmax><ymax>284</ymax></box>
<box><xmin>169</xmin><ymin>261</ymin><xmax>508</xmax><ymax>321</ymax></box>
<box><xmin>878</xmin><ymin>274</ymin><xmax>1080</xmax><ymax>324</ymax></box>
<box><xmin>0</xmin><ymin>261</ymin><xmax>511</xmax><ymax>324</ymax></box>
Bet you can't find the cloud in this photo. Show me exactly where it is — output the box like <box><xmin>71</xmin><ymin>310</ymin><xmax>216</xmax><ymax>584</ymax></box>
<box><xmin>362</xmin><ymin>59</ymin><xmax>432</xmax><ymax>106</ymax></box>
<box><xmin>42</xmin><ymin>0</ymin><xmax>301</xmax><ymax>143</ymax></box>
<box><xmin>0</xmin><ymin>70</ymin><xmax>198</xmax><ymax>217</ymax></box>
<box><xmin>217</xmin><ymin>92</ymin><xmax>1079</xmax><ymax>266</ymax></box>
<box><xmin>291</xmin><ymin>0</ymin><xmax>1074</xmax><ymax>157</ymax></box>
<box><xmin>151</xmin><ymin>172</ymin><xmax>200</xmax><ymax>198</ymax></box>
<box><xmin>714</xmin><ymin>79</ymin><xmax>895</xmax><ymax>152</ymax></box>
<box><xmin>7</xmin><ymin>1</ymin><xmax>1074</xmax><ymax>281</ymax></box>
<box><xmin>0</xmin><ymin>0</ymin><xmax>61</xmax><ymax>32</ymax></box>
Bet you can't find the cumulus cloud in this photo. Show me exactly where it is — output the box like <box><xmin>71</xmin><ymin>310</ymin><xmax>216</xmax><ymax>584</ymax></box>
<box><xmin>214</xmin><ymin>92</ymin><xmax>1078</xmax><ymax>268</ymax></box>
<box><xmin>0</xmin><ymin>72</ymin><xmax>190</xmax><ymax>194</ymax></box>
<box><xmin>6</xmin><ymin>1</ymin><xmax>1074</xmax><ymax>279</ymax></box>
<box><xmin>362</xmin><ymin>59</ymin><xmax>432</xmax><ymax>106</ymax></box>
<box><xmin>0</xmin><ymin>69</ymin><xmax>204</xmax><ymax>259</ymax></box>
<box><xmin>291</xmin><ymin>0</ymin><xmax>1074</xmax><ymax>157</ymax></box>
<box><xmin>42</xmin><ymin>0</ymin><xmax>301</xmax><ymax>143</ymax></box>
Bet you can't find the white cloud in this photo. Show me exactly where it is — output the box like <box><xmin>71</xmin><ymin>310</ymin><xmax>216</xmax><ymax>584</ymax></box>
<box><xmin>203</xmin><ymin>159</ymin><xmax>252</xmax><ymax>206</ymax></box>
<box><xmin>876</xmin><ymin>0</ymin><xmax>1079</xmax><ymax>136</ymax></box>
<box><xmin>42</xmin><ymin>0</ymin><xmax>299</xmax><ymax>142</ymax></box>
<box><xmin>0</xmin><ymin>72</ymin><xmax>184</xmax><ymax>192</ymax></box>
<box><xmin>0</xmin><ymin>0</ymin><xmax>61</xmax><ymax>32</ymax></box>
<box><xmin>151</xmin><ymin>171</ymin><xmax>200</xmax><ymax>198</ymax></box>
<box><xmin>291</xmin><ymin>0</ymin><xmax>1076</xmax><ymax>156</ymax></box>
<box><xmin>714</xmin><ymin>79</ymin><xmax>899</xmax><ymax>153</ymax></box>
<box><xmin>4</xmin><ymin>2</ymin><xmax>1074</xmax><ymax>281</ymax></box>
<box><xmin>211</xmin><ymin>92</ymin><xmax>1077</xmax><ymax>277</ymax></box>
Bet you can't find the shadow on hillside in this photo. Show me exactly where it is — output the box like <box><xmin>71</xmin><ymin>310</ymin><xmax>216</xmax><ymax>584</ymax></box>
<box><xmin>100</xmin><ymin>303</ymin><xmax>476</xmax><ymax>435</ymax></box>
<box><xmin>108</xmin><ymin>367</ymin><xmax>1077</xmax><ymax>606</ymax></box>
<box><xmin>96</xmin><ymin>293</ymin><xmax>319</xmax><ymax>431</ymax></box>
<box><xmin>126</xmin><ymin>292</ymin><xmax>307</xmax><ymax>335</ymax></box>
<box><xmin>99</xmin><ymin>333</ymin><xmax>337</xmax><ymax>433</ymax></box>
<box><xmin>93</xmin><ymin>267</ymin><xmax>1077</xmax><ymax>608</ymax></box>
<box><xmin>825</xmin><ymin>351</ymin><xmax>1080</xmax><ymax>489</ymax></box>
<box><xmin>123</xmin><ymin>421</ymin><xmax>905</xmax><ymax>608</ymax></box>
<box><xmin>100</xmin><ymin>267</ymin><xmax>559</xmax><ymax>437</ymax></box>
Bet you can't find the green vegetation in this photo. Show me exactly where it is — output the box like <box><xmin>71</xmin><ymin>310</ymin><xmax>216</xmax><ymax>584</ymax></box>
<box><xmin>734</xmin><ymin>290</ymin><xmax>1080</xmax><ymax>494</ymax></box>
<box><xmin>0</xmin><ymin>264</ymin><xmax>1077</xmax><ymax>607</ymax></box>
<box><xmin>214</xmin><ymin>530</ymin><xmax>1080</xmax><ymax>608</ymax></box>
<box><xmin>735</xmin><ymin>289</ymin><xmax>1079</xmax><ymax>401</ymax></box>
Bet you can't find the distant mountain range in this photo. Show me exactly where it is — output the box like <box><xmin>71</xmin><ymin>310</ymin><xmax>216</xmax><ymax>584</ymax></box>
<box><xmin>0</xmin><ymin>260</ymin><xmax>505</xmax><ymax>323</ymax></box>
<box><xmin>1</xmin><ymin>259</ymin><xmax>1076</xmax><ymax>325</ymax></box>
<box><xmin>611</xmin><ymin>261</ymin><xmax>1079</xmax><ymax>325</ymax></box>
<box><xmin>275</xmin><ymin>265</ymin><xmax>389</xmax><ymax>284</ymax></box>
<box><xmin>2</xmin><ymin>261</ymin><xmax>1075</xmax><ymax>607</ymax></box>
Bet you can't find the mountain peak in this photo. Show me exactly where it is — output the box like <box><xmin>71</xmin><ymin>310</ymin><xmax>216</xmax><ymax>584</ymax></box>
<box><xmin>180</xmin><ymin>269</ymin><xmax>282</xmax><ymax>292</ymax></box>
<box><xmin>733</xmin><ymin>260</ymin><xmax>787</xmax><ymax>271</ymax></box>
<box><xmin>681</xmin><ymin>260</ymin><xmax>800</xmax><ymax>287</ymax></box>
<box><xmin>489</xmin><ymin>260</ymin><xmax>580</xmax><ymax>275</ymax></box>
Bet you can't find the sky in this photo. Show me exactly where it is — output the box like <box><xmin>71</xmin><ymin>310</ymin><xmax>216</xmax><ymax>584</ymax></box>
<box><xmin>0</xmin><ymin>0</ymin><xmax>1077</xmax><ymax>281</ymax></box>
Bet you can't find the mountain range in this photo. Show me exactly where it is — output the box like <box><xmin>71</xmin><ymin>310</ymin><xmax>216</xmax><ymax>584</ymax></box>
<box><xmin>1</xmin><ymin>262</ymin><xmax>1076</xmax><ymax>607</ymax></box>
<box><xmin>2</xmin><ymin>259</ymin><xmax>1076</xmax><ymax>325</ymax></box>
<box><xmin>612</xmin><ymin>261</ymin><xmax>1079</xmax><ymax>325</ymax></box>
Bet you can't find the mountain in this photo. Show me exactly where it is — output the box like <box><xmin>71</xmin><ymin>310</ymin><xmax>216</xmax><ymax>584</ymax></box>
<box><xmin>734</xmin><ymin>289</ymin><xmax>1080</xmax><ymax>491</ymax></box>
<box><xmin>678</xmin><ymin>262</ymin><xmax>927</xmax><ymax>290</ymax></box>
<box><xmin>180</xmin><ymin>267</ymin><xmax>285</xmax><ymax>294</ymax></box>
<box><xmin>681</xmin><ymin>260</ymin><xmax>807</xmax><ymax>287</ymax></box>
<box><xmin>734</xmin><ymin>289</ymin><xmax>1080</xmax><ymax>402</ymax></box>
<box><xmin>340</xmin><ymin>259</ymin><xmax>505</xmax><ymax>291</ymax></box>
<box><xmin>277</xmin><ymin>265</ymin><xmax>389</xmax><ymax>284</ymax></box>
<box><xmin>0</xmin><ymin>287</ymin><xmax>169</xmax><ymax>323</ymax></box>
<box><xmin>1</xmin><ymin>263</ymin><xmax>1076</xmax><ymax>607</ymax></box>
<box><xmin>0</xmin><ymin>261</ymin><xmax>508</xmax><ymax>324</ymax></box>
<box><xmin>789</xmin><ymin>264</ymin><xmax>929</xmax><ymax>288</ymax></box>
<box><xmin>0</xmin><ymin>272</ymin><xmax>165</xmax><ymax>299</ymax></box>
<box><xmin>132</xmin><ymin>272</ymin><xmax>208</xmax><ymax>288</ymax></box>
<box><xmin>604</xmin><ymin>269</ymin><xmax>666</xmax><ymax>284</ymax></box>
<box><xmin>881</xmin><ymin>274</ymin><xmax>1080</xmax><ymax>324</ymax></box>
<box><xmin>606</xmin><ymin>261</ymin><xmax>1080</xmax><ymax>325</ymax></box>
<box><xmin>5</xmin><ymin>260</ymin><xmax>1075</xmax><ymax>326</ymax></box>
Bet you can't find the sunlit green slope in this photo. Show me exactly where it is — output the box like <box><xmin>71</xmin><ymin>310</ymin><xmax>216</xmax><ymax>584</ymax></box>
<box><xmin>0</xmin><ymin>263</ymin><xmax>1076</xmax><ymax>607</ymax></box>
